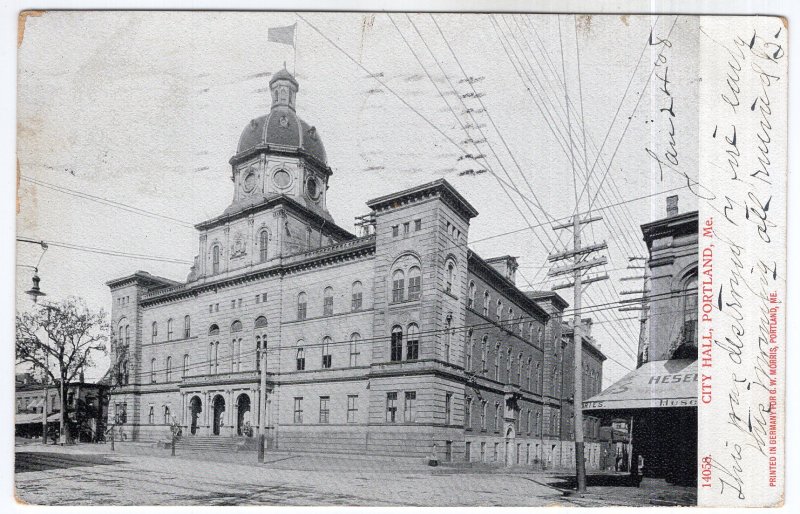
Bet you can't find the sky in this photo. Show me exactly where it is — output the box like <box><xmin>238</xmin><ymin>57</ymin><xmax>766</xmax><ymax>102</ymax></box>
<box><xmin>16</xmin><ymin>12</ymin><xmax>700</xmax><ymax>384</ymax></box>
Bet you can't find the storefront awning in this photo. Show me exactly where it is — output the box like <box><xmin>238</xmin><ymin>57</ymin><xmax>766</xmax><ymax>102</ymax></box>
<box><xmin>583</xmin><ymin>359</ymin><xmax>697</xmax><ymax>412</ymax></box>
<box><xmin>14</xmin><ymin>412</ymin><xmax>61</xmax><ymax>425</ymax></box>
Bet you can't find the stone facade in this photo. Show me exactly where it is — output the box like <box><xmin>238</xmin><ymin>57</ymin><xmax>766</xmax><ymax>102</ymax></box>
<box><xmin>105</xmin><ymin>69</ymin><xmax>602</xmax><ymax>465</ymax></box>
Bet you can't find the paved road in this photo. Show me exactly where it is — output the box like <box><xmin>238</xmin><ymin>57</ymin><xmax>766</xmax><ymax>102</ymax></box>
<box><xmin>15</xmin><ymin>445</ymin><xmax>568</xmax><ymax>506</ymax></box>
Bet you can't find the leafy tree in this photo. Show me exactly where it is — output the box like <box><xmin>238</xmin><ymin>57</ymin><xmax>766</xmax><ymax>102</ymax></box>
<box><xmin>16</xmin><ymin>297</ymin><xmax>108</xmax><ymax>442</ymax></box>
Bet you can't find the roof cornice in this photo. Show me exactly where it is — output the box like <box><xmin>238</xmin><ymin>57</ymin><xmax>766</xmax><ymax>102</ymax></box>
<box><xmin>367</xmin><ymin>178</ymin><xmax>478</xmax><ymax>221</ymax></box>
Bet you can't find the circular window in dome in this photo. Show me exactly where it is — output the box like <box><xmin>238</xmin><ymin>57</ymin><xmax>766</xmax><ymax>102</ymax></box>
<box><xmin>306</xmin><ymin>177</ymin><xmax>320</xmax><ymax>200</ymax></box>
<box><xmin>273</xmin><ymin>169</ymin><xmax>291</xmax><ymax>189</ymax></box>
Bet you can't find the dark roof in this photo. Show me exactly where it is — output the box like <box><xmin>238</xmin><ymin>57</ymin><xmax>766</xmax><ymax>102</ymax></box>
<box><xmin>525</xmin><ymin>290</ymin><xmax>569</xmax><ymax>311</ymax></box>
<box><xmin>235</xmin><ymin>108</ymin><xmax>327</xmax><ymax>165</ymax></box>
<box><xmin>641</xmin><ymin>210</ymin><xmax>698</xmax><ymax>247</ymax></box>
<box><xmin>367</xmin><ymin>179</ymin><xmax>478</xmax><ymax>220</ymax></box>
<box><xmin>105</xmin><ymin>271</ymin><xmax>181</xmax><ymax>290</ymax></box>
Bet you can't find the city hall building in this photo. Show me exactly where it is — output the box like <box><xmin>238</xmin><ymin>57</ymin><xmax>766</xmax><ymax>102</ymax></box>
<box><xmin>106</xmin><ymin>68</ymin><xmax>604</xmax><ymax>465</ymax></box>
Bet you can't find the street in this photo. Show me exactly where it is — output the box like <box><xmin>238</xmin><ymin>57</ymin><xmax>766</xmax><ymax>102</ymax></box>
<box><xmin>14</xmin><ymin>442</ymin><xmax>696</xmax><ymax>506</ymax></box>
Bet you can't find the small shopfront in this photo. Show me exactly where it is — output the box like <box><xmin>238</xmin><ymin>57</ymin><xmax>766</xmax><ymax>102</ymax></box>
<box><xmin>583</xmin><ymin>359</ymin><xmax>698</xmax><ymax>485</ymax></box>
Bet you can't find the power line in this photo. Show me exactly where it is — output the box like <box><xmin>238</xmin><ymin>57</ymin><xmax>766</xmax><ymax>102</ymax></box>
<box><xmin>19</xmin><ymin>176</ymin><xmax>196</xmax><ymax>229</ymax></box>
<box><xmin>16</xmin><ymin>237</ymin><xmax>193</xmax><ymax>265</ymax></box>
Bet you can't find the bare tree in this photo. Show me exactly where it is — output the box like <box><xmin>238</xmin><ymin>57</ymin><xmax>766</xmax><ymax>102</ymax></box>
<box><xmin>16</xmin><ymin>297</ymin><xmax>108</xmax><ymax>443</ymax></box>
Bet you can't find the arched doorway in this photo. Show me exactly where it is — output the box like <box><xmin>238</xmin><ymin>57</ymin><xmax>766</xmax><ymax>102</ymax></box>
<box><xmin>212</xmin><ymin>395</ymin><xmax>225</xmax><ymax>436</ymax></box>
<box><xmin>505</xmin><ymin>426</ymin><xmax>515</xmax><ymax>466</ymax></box>
<box><xmin>189</xmin><ymin>396</ymin><xmax>202</xmax><ymax>435</ymax></box>
<box><xmin>236</xmin><ymin>394</ymin><xmax>252</xmax><ymax>436</ymax></box>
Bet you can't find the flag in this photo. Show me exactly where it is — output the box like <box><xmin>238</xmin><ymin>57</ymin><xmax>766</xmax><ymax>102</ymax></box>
<box><xmin>268</xmin><ymin>24</ymin><xmax>296</xmax><ymax>47</ymax></box>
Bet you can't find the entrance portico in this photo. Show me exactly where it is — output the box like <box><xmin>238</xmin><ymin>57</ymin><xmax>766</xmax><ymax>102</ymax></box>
<box><xmin>179</xmin><ymin>379</ymin><xmax>271</xmax><ymax>437</ymax></box>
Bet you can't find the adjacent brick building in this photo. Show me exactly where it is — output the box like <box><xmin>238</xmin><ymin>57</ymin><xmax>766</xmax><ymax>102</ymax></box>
<box><xmin>106</xmin><ymin>68</ymin><xmax>603</xmax><ymax>465</ymax></box>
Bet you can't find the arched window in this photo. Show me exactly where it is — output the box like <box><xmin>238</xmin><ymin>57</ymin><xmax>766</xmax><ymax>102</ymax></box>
<box><xmin>296</xmin><ymin>344</ymin><xmax>306</xmax><ymax>371</ymax></box>
<box><xmin>125</xmin><ymin>324</ymin><xmax>130</xmax><ymax>346</ymax></box>
<box><xmin>165</xmin><ymin>356</ymin><xmax>172</xmax><ymax>382</ymax></box>
<box><xmin>480</xmin><ymin>400</ymin><xmax>487</xmax><ymax>429</ymax></box>
<box><xmin>465</xmin><ymin>396</ymin><xmax>473</xmax><ymax>429</ymax></box>
<box><xmin>164</xmin><ymin>405</ymin><xmax>171</xmax><ymax>425</ymax></box>
<box><xmin>259</xmin><ymin>230</ymin><xmax>269</xmax><ymax>262</ymax></box>
<box><xmin>167</xmin><ymin>318</ymin><xmax>173</xmax><ymax>341</ymax></box>
<box><xmin>444</xmin><ymin>314</ymin><xmax>452</xmax><ymax>362</ymax></box>
<box><xmin>508</xmin><ymin>308</ymin><xmax>514</xmax><ymax>330</ymax></box>
<box><xmin>445</xmin><ymin>261</ymin><xmax>455</xmax><ymax>293</ymax></box>
<box><xmin>494</xmin><ymin>343</ymin><xmax>501</xmax><ymax>380</ymax></box>
<box><xmin>466</xmin><ymin>328</ymin><xmax>474</xmax><ymax>371</ymax></box>
<box><xmin>506</xmin><ymin>348</ymin><xmax>513</xmax><ymax>383</ymax></box>
<box><xmin>390</xmin><ymin>325</ymin><xmax>403</xmax><ymax>362</ymax></box>
<box><xmin>151</xmin><ymin>321</ymin><xmax>158</xmax><ymax>343</ymax></box>
<box><xmin>496</xmin><ymin>299</ymin><xmax>503</xmax><ymax>321</ymax></box>
<box><xmin>349</xmin><ymin>333</ymin><xmax>361</xmax><ymax>366</ymax></box>
<box><xmin>231</xmin><ymin>320</ymin><xmax>242</xmax><ymax>333</ymax></box>
<box><xmin>494</xmin><ymin>402</ymin><xmax>501</xmax><ymax>431</ymax></box>
<box><xmin>208</xmin><ymin>324</ymin><xmax>219</xmax><ymax>336</ymax></box>
<box><xmin>323</xmin><ymin>287</ymin><xmax>334</xmax><ymax>316</ymax></box>
<box><xmin>150</xmin><ymin>358</ymin><xmax>157</xmax><ymax>383</ymax></box>
<box><xmin>212</xmin><ymin>245</ymin><xmax>220</xmax><ymax>274</ymax></box>
<box><xmin>517</xmin><ymin>352</ymin><xmax>523</xmax><ymax>384</ymax></box>
<box><xmin>255</xmin><ymin>316</ymin><xmax>268</xmax><ymax>371</ymax></box>
<box><xmin>122</xmin><ymin>360</ymin><xmax>129</xmax><ymax>385</ymax></box>
<box><xmin>681</xmin><ymin>273</ymin><xmax>698</xmax><ymax>348</ymax></box>
<box><xmin>183</xmin><ymin>354</ymin><xmax>189</xmax><ymax>378</ymax></box>
<box><xmin>468</xmin><ymin>281</ymin><xmax>476</xmax><ymax>309</ymax></box>
<box><xmin>483</xmin><ymin>291</ymin><xmax>490</xmax><ymax>316</ymax></box>
<box><xmin>351</xmin><ymin>281</ymin><xmax>363</xmax><ymax>311</ymax></box>
<box><xmin>230</xmin><ymin>320</ymin><xmax>242</xmax><ymax>372</ymax></box>
<box><xmin>407</xmin><ymin>266</ymin><xmax>421</xmax><ymax>300</ymax></box>
<box><xmin>481</xmin><ymin>336</ymin><xmax>488</xmax><ymax>374</ymax></box>
<box><xmin>535</xmin><ymin>362</ymin><xmax>541</xmax><ymax>393</ymax></box>
<box><xmin>297</xmin><ymin>292</ymin><xmax>307</xmax><ymax>320</ymax></box>
<box><xmin>148</xmin><ymin>406</ymin><xmax>154</xmax><ymax>424</ymax></box>
<box><xmin>184</xmin><ymin>315</ymin><xmax>191</xmax><ymax>338</ymax></box>
<box><xmin>391</xmin><ymin>270</ymin><xmax>405</xmax><ymax>303</ymax></box>
<box><xmin>526</xmin><ymin>357</ymin><xmax>532</xmax><ymax>390</ymax></box>
<box><xmin>406</xmin><ymin>323</ymin><xmax>419</xmax><ymax>360</ymax></box>
<box><xmin>321</xmin><ymin>336</ymin><xmax>332</xmax><ymax>368</ymax></box>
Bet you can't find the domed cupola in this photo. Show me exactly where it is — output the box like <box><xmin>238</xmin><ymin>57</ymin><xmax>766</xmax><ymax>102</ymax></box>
<box><xmin>234</xmin><ymin>66</ymin><xmax>327</xmax><ymax>165</ymax></box>
<box><xmin>226</xmin><ymin>66</ymin><xmax>333</xmax><ymax>222</ymax></box>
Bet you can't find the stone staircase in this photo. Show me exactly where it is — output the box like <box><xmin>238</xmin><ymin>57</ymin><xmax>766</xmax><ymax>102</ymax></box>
<box><xmin>174</xmin><ymin>435</ymin><xmax>257</xmax><ymax>453</ymax></box>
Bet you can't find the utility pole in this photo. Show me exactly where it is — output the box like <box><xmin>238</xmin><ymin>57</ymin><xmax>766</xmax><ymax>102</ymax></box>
<box><xmin>548</xmin><ymin>215</ymin><xmax>608</xmax><ymax>494</ymax></box>
<box><xmin>618</xmin><ymin>257</ymin><xmax>650</xmax><ymax>367</ymax></box>
<box><xmin>257</xmin><ymin>339</ymin><xmax>267</xmax><ymax>463</ymax></box>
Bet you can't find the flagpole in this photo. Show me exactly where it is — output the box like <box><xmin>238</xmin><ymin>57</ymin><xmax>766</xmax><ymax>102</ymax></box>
<box><xmin>293</xmin><ymin>22</ymin><xmax>297</xmax><ymax>75</ymax></box>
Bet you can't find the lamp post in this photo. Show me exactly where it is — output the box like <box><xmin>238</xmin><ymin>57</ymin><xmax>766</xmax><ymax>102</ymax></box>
<box><xmin>25</xmin><ymin>268</ymin><xmax>67</xmax><ymax>446</ymax></box>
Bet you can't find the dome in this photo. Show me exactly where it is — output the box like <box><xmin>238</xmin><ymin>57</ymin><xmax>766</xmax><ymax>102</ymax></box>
<box><xmin>235</xmin><ymin>68</ymin><xmax>327</xmax><ymax>165</ymax></box>
<box><xmin>236</xmin><ymin>110</ymin><xmax>327</xmax><ymax>164</ymax></box>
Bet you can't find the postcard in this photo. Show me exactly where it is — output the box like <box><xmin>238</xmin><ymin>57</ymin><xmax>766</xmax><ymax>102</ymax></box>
<box><xmin>13</xmin><ymin>10</ymin><xmax>787</xmax><ymax>508</ymax></box>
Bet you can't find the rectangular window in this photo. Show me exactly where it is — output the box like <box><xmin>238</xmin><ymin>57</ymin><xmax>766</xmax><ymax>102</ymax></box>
<box><xmin>465</xmin><ymin>441</ymin><xmax>471</xmax><ymax>462</ymax></box>
<box><xmin>445</xmin><ymin>393</ymin><xmax>452</xmax><ymax>425</ymax></box>
<box><xmin>404</xmin><ymin>391</ymin><xmax>417</xmax><ymax>422</ymax></box>
<box><xmin>215</xmin><ymin>303</ymin><xmax>219</xmax><ymax>312</ymax></box>
<box><xmin>391</xmin><ymin>225</ymin><xmax>399</xmax><ymax>237</ymax></box>
<box><xmin>297</xmin><ymin>302</ymin><xmax>307</xmax><ymax>321</ymax></box>
<box><xmin>480</xmin><ymin>442</ymin><xmax>486</xmax><ymax>462</ymax></box>
<box><xmin>148</xmin><ymin>406</ymin><xmax>154</xmax><ymax>424</ymax></box>
<box><xmin>402</xmin><ymin>222</ymin><xmax>410</xmax><ymax>237</ymax></box>
<box><xmin>262</xmin><ymin>293</ymin><xmax>267</xmax><ymax>303</ymax></box>
<box><xmin>414</xmin><ymin>219</ymin><xmax>422</xmax><ymax>231</ymax></box>
<box><xmin>231</xmin><ymin>300</ymin><xmax>236</xmax><ymax>309</ymax></box>
<box><xmin>493</xmin><ymin>443</ymin><xmax>499</xmax><ymax>462</ymax></box>
<box><xmin>322</xmin><ymin>353</ymin><xmax>331</xmax><ymax>369</ymax></box>
<box><xmin>293</xmin><ymin>397</ymin><xmax>303</xmax><ymax>424</ymax></box>
<box><xmin>465</xmin><ymin>397</ymin><xmax>472</xmax><ymax>429</ymax></box>
<box><xmin>347</xmin><ymin>395</ymin><xmax>358</xmax><ymax>423</ymax></box>
<box><xmin>296</xmin><ymin>349</ymin><xmax>306</xmax><ymax>371</ymax></box>
<box><xmin>480</xmin><ymin>401</ymin><xmax>487</xmax><ymax>430</ymax></box>
<box><xmin>238</xmin><ymin>298</ymin><xmax>242</xmax><ymax>308</ymax></box>
<box><xmin>255</xmin><ymin>294</ymin><xmax>260</xmax><ymax>304</ymax></box>
<box><xmin>323</xmin><ymin>296</ymin><xmax>333</xmax><ymax>316</ymax></box>
<box><xmin>319</xmin><ymin>396</ymin><xmax>330</xmax><ymax>424</ymax></box>
<box><xmin>386</xmin><ymin>392</ymin><xmax>398</xmax><ymax>423</ymax></box>
<box><xmin>209</xmin><ymin>304</ymin><xmax>213</xmax><ymax>313</ymax></box>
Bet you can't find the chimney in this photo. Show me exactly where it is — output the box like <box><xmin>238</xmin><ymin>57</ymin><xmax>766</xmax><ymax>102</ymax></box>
<box><xmin>666</xmin><ymin>195</ymin><xmax>679</xmax><ymax>217</ymax></box>
<box><xmin>485</xmin><ymin>256</ymin><xmax>519</xmax><ymax>285</ymax></box>
<box><xmin>581</xmin><ymin>317</ymin><xmax>593</xmax><ymax>338</ymax></box>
